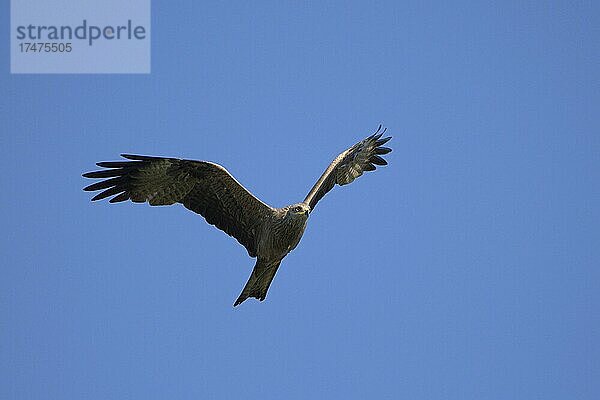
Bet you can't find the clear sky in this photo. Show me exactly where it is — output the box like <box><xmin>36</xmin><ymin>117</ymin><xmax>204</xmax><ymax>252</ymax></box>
<box><xmin>2</xmin><ymin>2</ymin><xmax>599</xmax><ymax>399</ymax></box>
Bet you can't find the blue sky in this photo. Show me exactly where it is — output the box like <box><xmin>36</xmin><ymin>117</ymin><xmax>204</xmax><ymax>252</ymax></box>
<box><xmin>1</xmin><ymin>1</ymin><xmax>599</xmax><ymax>399</ymax></box>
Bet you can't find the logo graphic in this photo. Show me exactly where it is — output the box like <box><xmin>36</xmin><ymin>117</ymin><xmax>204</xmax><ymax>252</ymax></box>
<box><xmin>11</xmin><ymin>0</ymin><xmax>150</xmax><ymax>73</ymax></box>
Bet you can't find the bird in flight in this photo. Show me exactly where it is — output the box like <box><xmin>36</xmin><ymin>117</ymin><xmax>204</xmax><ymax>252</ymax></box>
<box><xmin>83</xmin><ymin>125</ymin><xmax>392</xmax><ymax>306</ymax></box>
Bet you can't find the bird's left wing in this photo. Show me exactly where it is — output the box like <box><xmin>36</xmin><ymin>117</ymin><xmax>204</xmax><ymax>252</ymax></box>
<box><xmin>303</xmin><ymin>125</ymin><xmax>392</xmax><ymax>211</ymax></box>
<box><xmin>83</xmin><ymin>155</ymin><xmax>274</xmax><ymax>257</ymax></box>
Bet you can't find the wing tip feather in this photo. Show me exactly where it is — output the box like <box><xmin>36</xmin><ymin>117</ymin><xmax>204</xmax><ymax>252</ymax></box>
<box><xmin>109</xmin><ymin>192</ymin><xmax>130</xmax><ymax>203</ymax></box>
<box><xmin>121</xmin><ymin>154</ymin><xmax>150</xmax><ymax>161</ymax></box>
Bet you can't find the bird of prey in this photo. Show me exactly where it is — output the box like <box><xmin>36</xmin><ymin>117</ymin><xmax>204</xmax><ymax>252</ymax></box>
<box><xmin>83</xmin><ymin>125</ymin><xmax>392</xmax><ymax>306</ymax></box>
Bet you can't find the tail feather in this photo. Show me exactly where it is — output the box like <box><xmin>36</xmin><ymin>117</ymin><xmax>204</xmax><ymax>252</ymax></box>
<box><xmin>234</xmin><ymin>260</ymin><xmax>281</xmax><ymax>306</ymax></box>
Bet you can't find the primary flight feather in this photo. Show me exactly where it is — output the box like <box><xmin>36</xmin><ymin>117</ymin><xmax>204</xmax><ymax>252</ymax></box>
<box><xmin>83</xmin><ymin>125</ymin><xmax>392</xmax><ymax>306</ymax></box>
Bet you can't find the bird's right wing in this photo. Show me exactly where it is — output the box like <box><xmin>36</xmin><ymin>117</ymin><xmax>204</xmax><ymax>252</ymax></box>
<box><xmin>303</xmin><ymin>125</ymin><xmax>392</xmax><ymax>211</ymax></box>
<box><xmin>83</xmin><ymin>155</ymin><xmax>274</xmax><ymax>257</ymax></box>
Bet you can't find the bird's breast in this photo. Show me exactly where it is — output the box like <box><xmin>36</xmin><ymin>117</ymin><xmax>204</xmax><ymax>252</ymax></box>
<box><xmin>261</xmin><ymin>216</ymin><xmax>307</xmax><ymax>259</ymax></box>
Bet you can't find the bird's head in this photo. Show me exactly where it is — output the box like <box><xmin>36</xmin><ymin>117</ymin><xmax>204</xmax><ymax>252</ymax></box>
<box><xmin>286</xmin><ymin>203</ymin><xmax>310</xmax><ymax>219</ymax></box>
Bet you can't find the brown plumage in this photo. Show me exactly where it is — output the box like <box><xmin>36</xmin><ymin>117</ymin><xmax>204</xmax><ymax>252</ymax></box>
<box><xmin>83</xmin><ymin>125</ymin><xmax>392</xmax><ymax>306</ymax></box>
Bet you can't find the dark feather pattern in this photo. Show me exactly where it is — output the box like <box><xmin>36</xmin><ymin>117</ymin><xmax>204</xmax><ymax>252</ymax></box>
<box><xmin>83</xmin><ymin>177</ymin><xmax>125</xmax><ymax>191</ymax></box>
<box><xmin>375</xmin><ymin>147</ymin><xmax>392</xmax><ymax>155</ymax></box>
<box><xmin>371</xmin><ymin>155</ymin><xmax>387</xmax><ymax>165</ymax></box>
<box><xmin>109</xmin><ymin>192</ymin><xmax>130</xmax><ymax>203</ymax></box>
<box><xmin>82</xmin><ymin>155</ymin><xmax>273</xmax><ymax>257</ymax></box>
<box><xmin>82</xmin><ymin>169</ymin><xmax>126</xmax><ymax>178</ymax></box>
<box><xmin>303</xmin><ymin>125</ymin><xmax>392</xmax><ymax>210</ymax></box>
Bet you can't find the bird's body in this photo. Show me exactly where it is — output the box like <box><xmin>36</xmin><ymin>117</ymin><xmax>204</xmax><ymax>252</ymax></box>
<box><xmin>83</xmin><ymin>126</ymin><xmax>391</xmax><ymax>306</ymax></box>
<box><xmin>260</xmin><ymin>204</ymin><xmax>310</xmax><ymax>258</ymax></box>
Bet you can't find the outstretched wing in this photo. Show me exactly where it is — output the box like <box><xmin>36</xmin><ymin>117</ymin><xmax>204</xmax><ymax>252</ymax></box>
<box><xmin>303</xmin><ymin>125</ymin><xmax>392</xmax><ymax>210</ymax></box>
<box><xmin>83</xmin><ymin>155</ymin><xmax>274</xmax><ymax>257</ymax></box>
